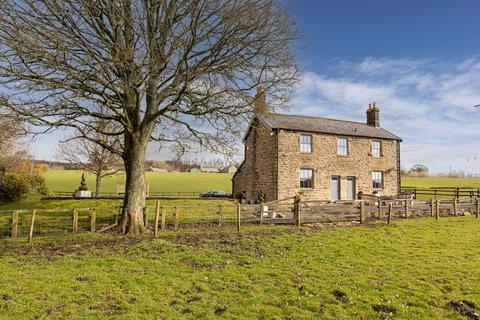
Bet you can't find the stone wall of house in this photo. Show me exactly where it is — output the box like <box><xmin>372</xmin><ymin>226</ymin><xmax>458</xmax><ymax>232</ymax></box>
<box><xmin>277</xmin><ymin>130</ymin><xmax>400</xmax><ymax>200</ymax></box>
<box><xmin>232</xmin><ymin>121</ymin><xmax>278</xmax><ymax>202</ymax></box>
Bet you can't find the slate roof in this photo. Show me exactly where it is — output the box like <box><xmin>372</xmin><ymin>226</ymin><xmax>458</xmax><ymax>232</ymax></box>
<box><xmin>259</xmin><ymin>113</ymin><xmax>402</xmax><ymax>141</ymax></box>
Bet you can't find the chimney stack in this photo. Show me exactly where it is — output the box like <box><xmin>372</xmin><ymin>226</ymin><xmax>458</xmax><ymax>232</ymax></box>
<box><xmin>253</xmin><ymin>88</ymin><xmax>268</xmax><ymax>115</ymax></box>
<box><xmin>366</xmin><ymin>102</ymin><xmax>380</xmax><ymax>127</ymax></box>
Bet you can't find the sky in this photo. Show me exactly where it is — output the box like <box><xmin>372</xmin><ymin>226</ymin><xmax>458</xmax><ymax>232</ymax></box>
<box><xmin>30</xmin><ymin>0</ymin><xmax>480</xmax><ymax>174</ymax></box>
<box><xmin>284</xmin><ymin>0</ymin><xmax>480</xmax><ymax>174</ymax></box>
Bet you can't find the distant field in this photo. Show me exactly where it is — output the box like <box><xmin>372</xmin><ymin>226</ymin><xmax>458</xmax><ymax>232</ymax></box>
<box><xmin>402</xmin><ymin>177</ymin><xmax>480</xmax><ymax>189</ymax></box>
<box><xmin>3</xmin><ymin>173</ymin><xmax>480</xmax><ymax>210</ymax></box>
<box><xmin>43</xmin><ymin>171</ymin><xmax>480</xmax><ymax>194</ymax></box>
<box><xmin>43</xmin><ymin>170</ymin><xmax>233</xmax><ymax>193</ymax></box>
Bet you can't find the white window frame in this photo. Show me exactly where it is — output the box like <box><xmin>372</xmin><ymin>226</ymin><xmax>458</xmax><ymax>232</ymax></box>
<box><xmin>372</xmin><ymin>140</ymin><xmax>382</xmax><ymax>158</ymax></box>
<box><xmin>372</xmin><ymin>171</ymin><xmax>384</xmax><ymax>189</ymax></box>
<box><xmin>337</xmin><ymin>137</ymin><xmax>348</xmax><ymax>156</ymax></box>
<box><xmin>299</xmin><ymin>134</ymin><xmax>312</xmax><ymax>153</ymax></box>
<box><xmin>300</xmin><ymin>168</ymin><xmax>314</xmax><ymax>189</ymax></box>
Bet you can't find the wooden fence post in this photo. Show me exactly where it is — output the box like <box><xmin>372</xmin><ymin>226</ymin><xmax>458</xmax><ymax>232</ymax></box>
<box><xmin>154</xmin><ymin>201</ymin><xmax>160</xmax><ymax>236</ymax></box>
<box><xmin>435</xmin><ymin>200</ymin><xmax>439</xmax><ymax>220</ymax></box>
<box><xmin>218</xmin><ymin>204</ymin><xmax>224</xmax><ymax>227</ymax></box>
<box><xmin>144</xmin><ymin>207</ymin><xmax>149</xmax><ymax>227</ymax></box>
<box><xmin>294</xmin><ymin>195</ymin><xmax>301</xmax><ymax>226</ymax></box>
<box><xmin>161</xmin><ymin>206</ymin><xmax>166</xmax><ymax>230</ymax></box>
<box><xmin>90</xmin><ymin>208</ymin><xmax>96</xmax><ymax>232</ymax></box>
<box><xmin>11</xmin><ymin>210</ymin><xmax>18</xmax><ymax>238</ymax></box>
<box><xmin>453</xmin><ymin>198</ymin><xmax>458</xmax><ymax>216</ymax></box>
<box><xmin>259</xmin><ymin>203</ymin><xmax>264</xmax><ymax>225</ymax></box>
<box><xmin>378</xmin><ymin>201</ymin><xmax>382</xmax><ymax>220</ymax></box>
<box><xmin>387</xmin><ymin>203</ymin><xmax>392</xmax><ymax>224</ymax></box>
<box><xmin>236</xmin><ymin>203</ymin><xmax>241</xmax><ymax>232</ymax></box>
<box><xmin>115</xmin><ymin>207</ymin><xmax>121</xmax><ymax>225</ymax></box>
<box><xmin>404</xmin><ymin>200</ymin><xmax>409</xmax><ymax>219</ymax></box>
<box><xmin>359</xmin><ymin>201</ymin><xmax>365</xmax><ymax>224</ymax></box>
<box><xmin>174</xmin><ymin>206</ymin><xmax>179</xmax><ymax>230</ymax></box>
<box><xmin>28</xmin><ymin>210</ymin><xmax>36</xmax><ymax>243</ymax></box>
<box><xmin>72</xmin><ymin>209</ymin><xmax>78</xmax><ymax>234</ymax></box>
<box><xmin>430</xmin><ymin>199</ymin><xmax>434</xmax><ymax>217</ymax></box>
<box><xmin>476</xmin><ymin>198</ymin><xmax>479</xmax><ymax>219</ymax></box>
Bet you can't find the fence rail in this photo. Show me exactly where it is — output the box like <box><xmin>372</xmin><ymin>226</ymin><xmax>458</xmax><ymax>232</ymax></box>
<box><xmin>2</xmin><ymin>196</ymin><xmax>479</xmax><ymax>242</ymax></box>
<box><xmin>45</xmin><ymin>191</ymin><xmax>210</xmax><ymax>199</ymax></box>
<box><xmin>401</xmin><ymin>186</ymin><xmax>480</xmax><ymax>200</ymax></box>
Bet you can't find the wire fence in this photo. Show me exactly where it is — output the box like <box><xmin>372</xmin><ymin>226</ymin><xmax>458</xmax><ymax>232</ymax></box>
<box><xmin>0</xmin><ymin>207</ymin><xmax>119</xmax><ymax>240</ymax></box>
<box><xmin>1</xmin><ymin>196</ymin><xmax>479</xmax><ymax>242</ymax></box>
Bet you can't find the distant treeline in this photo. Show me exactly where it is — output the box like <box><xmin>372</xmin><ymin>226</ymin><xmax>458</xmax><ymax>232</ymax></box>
<box><xmin>34</xmin><ymin>159</ymin><xmax>241</xmax><ymax>173</ymax></box>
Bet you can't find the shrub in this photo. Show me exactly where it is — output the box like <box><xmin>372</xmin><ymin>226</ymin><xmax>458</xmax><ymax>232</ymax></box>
<box><xmin>0</xmin><ymin>173</ymin><xmax>48</xmax><ymax>201</ymax></box>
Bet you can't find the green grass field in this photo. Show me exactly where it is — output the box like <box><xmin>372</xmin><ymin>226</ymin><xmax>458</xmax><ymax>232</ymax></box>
<box><xmin>402</xmin><ymin>177</ymin><xmax>480</xmax><ymax>188</ymax></box>
<box><xmin>42</xmin><ymin>170</ymin><xmax>480</xmax><ymax>194</ymax></box>
<box><xmin>3</xmin><ymin>172</ymin><xmax>480</xmax><ymax>211</ymax></box>
<box><xmin>0</xmin><ymin>170</ymin><xmax>234</xmax><ymax>211</ymax></box>
<box><xmin>1</xmin><ymin>218</ymin><xmax>480</xmax><ymax>319</ymax></box>
<box><xmin>44</xmin><ymin>170</ymin><xmax>233</xmax><ymax>193</ymax></box>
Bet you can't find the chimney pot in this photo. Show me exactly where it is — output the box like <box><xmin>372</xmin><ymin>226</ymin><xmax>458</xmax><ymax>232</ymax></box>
<box><xmin>366</xmin><ymin>102</ymin><xmax>380</xmax><ymax>127</ymax></box>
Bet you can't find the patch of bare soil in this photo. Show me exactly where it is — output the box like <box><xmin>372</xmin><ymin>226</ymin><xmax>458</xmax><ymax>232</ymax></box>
<box><xmin>332</xmin><ymin>289</ymin><xmax>349</xmax><ymax>303</ymax></box>
<box><xmin>0</xmin><ymin>220</ymin><xmax>382</xmax><ymax>259</ymax></box>
<box><xmin>0</xmin><ymin>236</ymin><xmax>146</xmax><ymax>259</ymax></box>
<box><xmin>161</xmin><ymin>227</ymin><xmax>312</xmax><ymax>247</ymax></box>
<box><xmin>448</xmin><ymin>300</ymin><xmax>480</xmax><ymax>320</ymax></box>
<box><xmin>372</xmin><ymin>304</ymin><xmax>397</xmax><ymax>315</ymax></box>
<box><xmin>180</xmin><ymin>258</ymin><xmax>225</xmax><ymax>269</ymax></box>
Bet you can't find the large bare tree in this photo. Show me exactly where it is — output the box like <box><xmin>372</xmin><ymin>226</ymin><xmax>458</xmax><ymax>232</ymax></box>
<box><xmin>0</xmin><ymin>0</ymin><xmax>298</xmax><ymax>234</ymax></box>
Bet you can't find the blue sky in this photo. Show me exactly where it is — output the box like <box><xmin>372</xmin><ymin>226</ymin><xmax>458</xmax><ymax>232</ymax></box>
<box><xmin>31</xmin><ymin>0</ymin><xmax>480</xmax><ymax>173</ymax></box>
<box><xmin>284</xmin><ymin>0</ymin><xmax>480</xmax><ymax>174</ymax></box>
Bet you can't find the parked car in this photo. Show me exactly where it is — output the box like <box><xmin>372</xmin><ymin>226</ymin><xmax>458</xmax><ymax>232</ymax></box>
<box><xmin>201</xmin><ymin>190</ymin><xmax>232</xmax><ymax>198</ymax></box>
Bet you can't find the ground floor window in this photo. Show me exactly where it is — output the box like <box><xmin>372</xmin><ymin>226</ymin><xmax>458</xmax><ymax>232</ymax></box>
<box><xmin>372</xmin><ymin>171</ymin><xmax>384</xmax><ymax>189</ymax></box>
<box><xmin>300</xmin><ymin>169</ymin><xmax>314</xmax><ymax>188</ymax></box>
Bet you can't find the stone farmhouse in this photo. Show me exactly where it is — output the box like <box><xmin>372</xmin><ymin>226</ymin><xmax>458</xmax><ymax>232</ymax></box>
<box><xmin>232</xmin><ymin>102</ymin><xmax>402</xmax><ymax>203</ymax></box>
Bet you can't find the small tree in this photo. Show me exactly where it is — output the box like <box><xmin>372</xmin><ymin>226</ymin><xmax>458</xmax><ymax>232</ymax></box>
<box><xmin>0</xmin><ymin>110</ymin><xmax>24</xmax><ymax>173</ymax></box>
<box><xmin>409</xmin><ymin>164</ymin><xmax>429</xmax><ymax>177</ymax></box>
<box><xmin>59</xmin><ymin>133</ymin><xmax>122</xmax><ymax>197</ymax></box>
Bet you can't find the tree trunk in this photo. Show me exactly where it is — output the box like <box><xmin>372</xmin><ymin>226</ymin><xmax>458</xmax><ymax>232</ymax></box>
<box><xmin>120</xmin><ymin>136</ymin><xmax>148</xmax><ymax>235</ymax></box>
<box><xmin>95</xmin><ymin>172</ymin><xmax>102</xmax><ymax>197</ymax></box>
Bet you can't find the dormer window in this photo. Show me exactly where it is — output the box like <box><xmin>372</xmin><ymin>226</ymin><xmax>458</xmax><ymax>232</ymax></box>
<box><xmin>300</xmin><ymin>134</ymin><xmax>312</xmax><ymax>153</ymax></box>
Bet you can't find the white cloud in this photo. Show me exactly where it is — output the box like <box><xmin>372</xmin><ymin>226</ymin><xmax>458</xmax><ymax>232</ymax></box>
<box><xmin>290</xmin><ymin>57</ymin><xmax>480</xmax><ymax>173</ymax></box>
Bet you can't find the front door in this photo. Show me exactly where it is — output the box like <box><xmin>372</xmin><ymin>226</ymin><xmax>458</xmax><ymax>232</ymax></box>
<box><xmin>346</xmin><ymin>176</ymin><xmax>356</xmax><ymax>200</ymax></box>
<box><xmin>330</xmin><ymin>176</ymin><xmax>340</xmax><ymax>201</ymax></box>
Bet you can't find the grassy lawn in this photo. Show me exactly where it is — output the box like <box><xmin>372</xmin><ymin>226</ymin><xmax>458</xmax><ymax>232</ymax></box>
<box><xmin>44</xmin><ymin>170</ymin><xmax>233</xmax><ymax>193</ymax></box>
<box><xmin>2</xmin><ymin>174</ymin><xmax>480</xmax><ymax>211</ymax></box>
<box><xmin>1</xmin><ymin>218</ymin><xmax>480</xmax><ymax>319</ymax></box>
<box><xmin>0</xmin><ymin>170</ymin><xmax>234</xmax><ymax>212</ymax></box>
